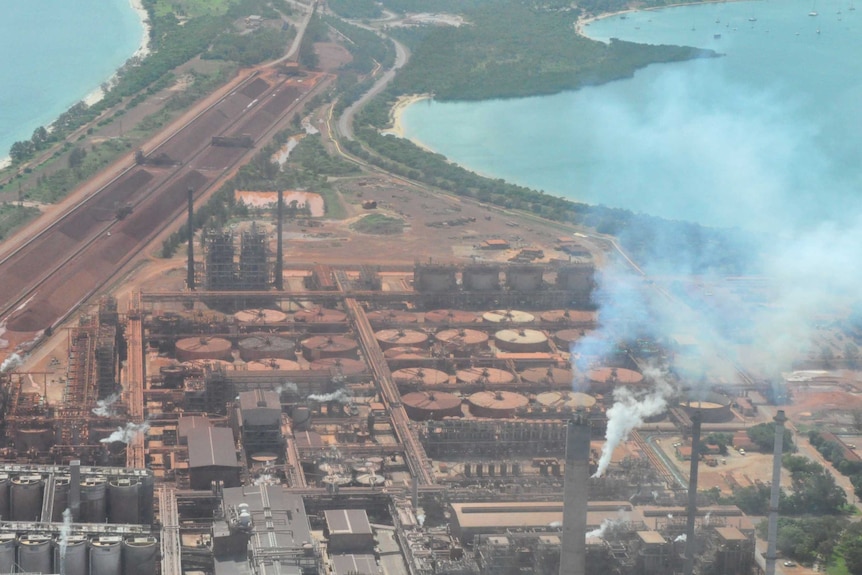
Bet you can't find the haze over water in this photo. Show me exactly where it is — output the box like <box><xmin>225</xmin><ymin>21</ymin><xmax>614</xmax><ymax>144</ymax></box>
<box><xmin>0</xmin><ymin>1</ymin><xmax>143</xmax><ymax>161</ymax></box>
<box><xmin>400</xmin><ymin>0</ymin><xmax>862</xmax><ymax>230</ymax></box>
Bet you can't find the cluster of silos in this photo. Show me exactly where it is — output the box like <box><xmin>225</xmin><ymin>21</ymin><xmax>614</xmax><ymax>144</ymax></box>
<box><xmin>0</xmin><ymin>534</ymin><xmax>158</xmax><ymax>575</ymax></box>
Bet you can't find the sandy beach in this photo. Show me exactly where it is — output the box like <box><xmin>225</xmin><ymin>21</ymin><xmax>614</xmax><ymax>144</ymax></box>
<box><xmin>385</xmin><ymin>93</ymin><xmax>431</xmax><ymax>138</ymax></box>
<box><xmin>83</xmin><ymin>0</ymin><xmax>151</xmax><ymax>107</ymax></box>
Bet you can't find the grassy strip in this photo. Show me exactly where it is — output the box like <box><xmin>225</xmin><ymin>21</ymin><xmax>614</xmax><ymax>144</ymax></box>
<box><xmin>0</xmin><ymin>204</ymin><xmax>41</xmax><ymax>240</ymax></box>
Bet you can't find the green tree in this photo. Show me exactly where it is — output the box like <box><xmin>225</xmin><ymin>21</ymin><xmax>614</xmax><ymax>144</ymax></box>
<box><xmin>747</xmin><ymin>422</ymin><xmax>794</xmax><ymax>452</ymax></box>
<box><xmin>68</xmin><ymin>146</ymin><xmax>87</xmax><ymax>169</ymax></box>
<box><xmin>845</xmin><ymin>536</ymin><xmax>862</xmax><ymax>575</ymax></box>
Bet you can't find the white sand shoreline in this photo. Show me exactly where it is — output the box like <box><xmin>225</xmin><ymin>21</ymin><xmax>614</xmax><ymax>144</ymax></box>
<box><xmin>83</xmin><ymin>0</ymin><xmax>152</xmax><ymax>107</ymax></box>
<box><xmin>384</xmin><ymin>93</ymin><xmax>432</xmax><ymax>139</ymax></box>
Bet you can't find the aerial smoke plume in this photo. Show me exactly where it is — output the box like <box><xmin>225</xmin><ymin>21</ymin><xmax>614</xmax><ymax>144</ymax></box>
<box><xmin>275</xmin><ymin>382</ymin><xmax>298</xmax><ymax>394</ymax></box>
<box><xmin>92</xmin><ymin>393</ymin><xmax>120</xmax><ymax>417</ymax></box>
<box><xmin>0</xmin><ymin>353</ymin><xmax>23</xmax><ymax>373</ymax></box>
<box><xmin>101</xmin><ymin>421</ymin><xmax>150</xmax><ymax>444</ymax></box>
<box><xmin>307</xmin><ymin>389</ymin><xmax>351</xmax><ymax>403</ymax></box>
<box><xmin>593</xmin><ymin>371</ymin><xmax>672</xmax><ymax>477</ymax></box>
<box><xmin>585</xmin><ymin>510</ymin><xmax>630</xmax><ymax>539</ymax></box>
<box><xmin>58</xmin><ymin>508</ymin><xmax>72</xmax><ymax>575</ymax></box>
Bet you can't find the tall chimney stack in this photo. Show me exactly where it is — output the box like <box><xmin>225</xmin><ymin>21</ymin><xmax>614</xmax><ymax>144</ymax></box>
<box><xmin>683</xmin><ymin>410</ymin><xmax>702</xmax><ymax>575</ymax></box>
<box><xmin>275</xmin><ymin>189</ymin><xmax>284</xmax><ymax>290</ymax></box>
<box><xmin>560</xmin><ymin>414</ymin><xmax>590</xmax><ymax>575</ymax></box>
<box><xmin>187</xmin><ymin>187</ymin><xmax>195</xmax><ymax>290</ymax></box>
<box><xmin>69</xmin><ymin>459</ymin><xmax>81</xmax><ymax>521</ymax></box>
<box><xmin>765</xmin><ymin>410</ymin><xmax>787</xmax><ymax>575</ymax></box>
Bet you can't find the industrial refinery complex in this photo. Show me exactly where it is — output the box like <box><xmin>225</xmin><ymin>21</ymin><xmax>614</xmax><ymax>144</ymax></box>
<box><xmin>0</xmin><ymin>183</ymin><xmax>816</xmax><ymax>575</ymax></box>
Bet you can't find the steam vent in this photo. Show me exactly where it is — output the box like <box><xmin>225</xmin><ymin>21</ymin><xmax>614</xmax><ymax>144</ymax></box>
<box><xmin>402</xmin><ymin>391</ymin><xmax>463</xmax><ymax>420</ymax></box>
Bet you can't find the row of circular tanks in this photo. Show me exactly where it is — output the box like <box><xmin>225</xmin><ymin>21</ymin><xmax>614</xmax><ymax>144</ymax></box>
<box><xmin>317</xmin><ymin>459</ymin><xmax>386</xmax><ymax>489</ymax></box>
<box><xmin>0</xmin><ymin>473</ymin><xmax>151</xmax><ymax>525</ymax></box>
<box><xmin>171</xmin><ymin>322</ymin><xmax>589</xmax><ymax>364</ymax></box>
<box><xmin>0</xmin><ymin>533</ymin><xmax>157</xmax><ymax>575</ymax></box>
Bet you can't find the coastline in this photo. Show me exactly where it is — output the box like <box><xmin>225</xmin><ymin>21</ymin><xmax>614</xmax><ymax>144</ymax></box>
<box><xmin>384</xmin><ymin>93</ymin><xmax>432</xmax><ymax>139</ymax></box>
<box><xmin>83</xmin><ymin>0</ymin><xmax>152</xmax><ymax>107</ymax></box>
<box><xmin>575</xmin><ymin>0</ymin><xmax>753</xmax><ymax>38</ymax></box>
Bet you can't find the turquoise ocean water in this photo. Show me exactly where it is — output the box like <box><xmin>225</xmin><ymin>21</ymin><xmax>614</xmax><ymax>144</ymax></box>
<box><xmin>399</xmin><ymin>0</ymin><xmax>862</xmax><ymax>230</ymax></box>
<box><xmin>0</xmin><ymin>0</ymin><xmax>144</xmax><ymax>161</ymax></box>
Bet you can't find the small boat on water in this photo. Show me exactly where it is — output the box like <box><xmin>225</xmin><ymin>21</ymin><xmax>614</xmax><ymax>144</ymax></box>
<box><xmin>809</xmin><ymin>10</ymin><xmax>819</xmax><ymax>16</ymax></box>
<box><xmin>748</xmin><ymin>16</ymin><xmax>757</xmax><ymax>21</ymax></box>
<box><xmin>714</xmin><ymin>33</ymin><xmax>722</xmax><ymax>39</ymax></box>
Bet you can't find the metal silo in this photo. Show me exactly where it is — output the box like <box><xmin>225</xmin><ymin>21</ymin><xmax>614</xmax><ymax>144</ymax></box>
<box><xmin>79</xmin><ymin>477</ymin><xmax>108</xmax><ymax>523</ymax></box>
<box><xmin>89</xmin><ymin>537</ymin><xmax>122</xmax><ymax>575</ymax></box>
<box><xmin>52</xmin><ymin>475</ymin><xmax>71</xmax><ymax>521</ymax></box>
<box><xmin>0</xmin><ymin>473</ymin><xmax>9</xmax><ymax>520</ymax></box>
<box><xmin>139</xmin><ymin>473</ymin><xmax>155</xmax><ymax>526</ymax></box>
<box><xmin>18</xmin><ymin>534</ymin><xmax>53</xmax><ymax>574</ymax></box>
<box><xmin>54</xmin><ymin>535</ymin><xmax>88</xmax><ymax>575</ymax></box>
<box><xmin>108</xmin><ymin>478</ymin><xmax>141</xmax><ymax>524</ymax></box>
<box><xmin>122</xmin><ymin>536</ymin><xmax>158</xmax><ymax>575</ymax></box>
<box><xmin>10</xmin><ymin>474</ymin><xmax>44</xmax><ymax>521</ymax></box>
<box><xmin>0</xmin><ymin>534</ymin><xmax>15</xmax><ymax>573</ymax></box>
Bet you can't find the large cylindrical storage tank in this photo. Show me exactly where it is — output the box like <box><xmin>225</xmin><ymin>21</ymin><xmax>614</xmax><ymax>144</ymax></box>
<box><xmin>139</xmin><ymin>472</ymin><xmax>155</xmax><ymax>526</ymax></box>
<box><xmin>18</xmin><ymin>534</ymin><xmax>53</xmax><ymax>574</ymax></box>
<box><xmin>354</xmin><ymin>473</ymin><xmax>386</xmax><ymax>487</ymax></box>
<box><xmin>15</xmin><ymin>427</ymin><xmax>54</xmax><ymax>452</ymax></box>
<box><xmin>245</xmin><ymin>358</ymin><xmax>302</xmax><ymax>371</ymax></box>
<box><xmin>521</xmin><ymin>367</ymin><xmax>574</xmax><ymax>388</ymax></box>
<box><xmin>55</xmin><ymin>536</ymin><xmax>88</xmax><ymax>575</ymax></box>
<box><xmin>122</xmin><ymin>536</ymin><xmax>158</xmax><ymax>575</ymax></box>
<box><xmin>367</xmin><ymin>310</ymin><xmax>418</xmax><ymax>326</ymax></box>
<box><xmin>238</xmin><ymin>335</ymin><xmax>296</xmax><ymax>361</ymax></box>
<box><xmin>424</xmin><ymin>309</ymin><xmax>478</xmax><ymax>324</ymax></box>
<box><xmin>541</xmin><ymin>309</ymin><xmax>597</xmax><ymax>326</ymax></box>
<box><xmin>10</xmin><ymin>474</ymin><xmax>44</xmax><ymax>521</ymax></box>
<box><xmin>679</xmin><ymin>393</ymin><xmax>733</xmax><ymax>423</ymax></box>
<box><xmin>52</xmin><ymin>475</ymin><xmax>71</xmax><ymax>521</ymax></box>
<box><xmin>375</xmin><ymin>329</ymin><xmax>429</xmax><ymax>350</ymax></box>
<box><xmin>0</xmin><ymin>473</ymin><xmax>9</xmax><ymax>521</ymax></box>
<box><xmin>308</xmin><ymin>357</ymin><xmax>367</xmax><ymax>377</ymax></box>
<box><xmin>494</xmin><ymin>329</ymin><xmax>549</xmax><ymax>353</ymax></box>
<box><xmin>234</xmin><ymin>308</ymin><xmax>288</xmax><ymax>325</ymax></box>
<box><xmin>175</xmin><ymin>337</ymin><xmax>233</xmax><ymax>362</ymax></box>
<box><xmin>586</xmin><ymin>367</ymin><xmax>644</xmax><ymax>395</ymax></box>
<box><xmin>554</xmin><ymin>329</ymin><xmax>585</xmax><ymax>350</ymax></box>
<box><xmin>383</xmin><ymin>346</ymin><xmax>431</xmax><ymax>367</ymax></box>
<box><xmin>435</xmin><ymin>328</ymin><xmax>489</xmax><ymax>352</ymax></box>
<box><xmin>467</xmin><ymin>391</ymin><xmax>528</xmax><ymax>418</ymax></box>
<box><xmin>482</xmin><ymin>310</ymin><xmax>535</xmax><ymax>324</ymax></box>
<box><xmin>301</xmin><ymin>335</ymin><xmax>359</xmax><ymax>361</ymax></box>
<box><xmin>109</xmin><ymin>478</ymin><xmax>141</xmax><ymax>524</ymax></box>
<box><xmin>294</xmin><ymin>307</ymin><xmax>347</xmax><ymax>331</ymax></box>
<box><xmin>506</xmin><ymin>265</ymin><xmax>544</xmax><ymax>291</ymax></box>
<box><xmin>159</xmin><ymin>365</ymin><xmax>187</xmax><ymax>388</ymax></box>
<box><xmin>392</xmin><ymin>368</ymin><xmax>450</xmax><ymax>388</ymax></box>
<box><xmin>79</xmin><ymin>477</ymin><xmax>108</xmax><ymax>523</ymax></box>
<box><xmin>90</xmin><ymin>537</ymin><xmax>122</xmax><ymax>575</ymax></box>
<box><xmin>536</xmin><ymin>391</ymin><xmax>597</xmax><ymax>412</ymax></box>
<box><xmin>402</xmin><ymin>391</ymin><xmax>462</xmax><ymax>421</ymax></box>
<box><xmin>456</xmin><ymin>367</ymin><xmax>515</xmax><ymax>386</ymax></box>
<box><xmin>0</xmin><ymin>534</ymin><xmax>15</xmax><ymax>573</ymax></box>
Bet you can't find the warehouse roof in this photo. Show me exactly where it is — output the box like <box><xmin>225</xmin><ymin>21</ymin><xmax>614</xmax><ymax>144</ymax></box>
<box><xmin>636</xmin><ymin>531</ymin><xmax>667</xmax><ymax>545</ymax></box>
<box><xmin>450</xmin><ymin>501</ymin><xmax>636</xmax><ymax>532</ymax></box>
<box><xmin>325</xmin><ymin>509</ymin><xmax>372</xmax><ymax>535</ymax></box>
<box><xmin>178</xmin><ymin>415</ymin><xmax>212</xmax><ymax>439</ymax></box>
<box><xmin>331</xmin><ymin>555</ymin><xmax>381</xmax><ymax>575</ymax></box>
<box><xmin>294</xmin><ymin>430</ymin><xmax>324</xmax><ymax>449</ymax></box>
<box><xmin>223</xmin><ymin>485</ymin><xmax>312</xmax><ymax>550</ymax></box>
<box><xmin>715</xmin><ymin>527</ymin><xmax>748</xmax><ymax>542</ymax></box>
<box><xmin>188</xmin><ymin>426</ymin><xmax>238</xmax><ymax>469</ymax></box>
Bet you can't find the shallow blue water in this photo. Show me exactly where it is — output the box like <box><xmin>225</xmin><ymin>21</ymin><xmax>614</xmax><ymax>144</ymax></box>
<box><xmin>400</xmin><ymin>0</ymin><xmax>862</xmax><ymax>229</ymax></box>
<box><xmin>0</xmin><ymin>1</ymin><xmax>143</xmax><ymax>159</ymax></box>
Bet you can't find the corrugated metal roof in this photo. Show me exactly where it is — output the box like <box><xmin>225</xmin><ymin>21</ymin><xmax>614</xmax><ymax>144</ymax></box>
<box><xmin>178</xmin><ymin>415</ymin><xmax>212</xmax><ymax>438</ymax></box>
<box><xmin>223</xmin><ymin>485</ymin><xmax>313</xmax><ymax>549</ymax></box>
<box><xmin>325</xmin><ymin>509</ymin><xmax>372</xmax><ymax>535</ymax></box>
<box><xmin>188</xmin><ymin>427</ymin><xmax>238</xmax><ymax>469</ymax></box>
<box><xmin>331</xmin><ymin>554</ymin><xmax>381</xmax><ymax>575</ymax></box>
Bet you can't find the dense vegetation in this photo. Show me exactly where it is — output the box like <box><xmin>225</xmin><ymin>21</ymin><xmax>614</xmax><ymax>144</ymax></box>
<box><xmin>0</xmin><ymin>204</ymin><xmax>40</xmax><ymax>240</ymax></box>
<box><xmin>205</xmin><ymin>27</ymin><xmax>293</xmax><ymax>66</ymax></box>
<box><xmin>809</xmin><ymin>430</ymin><xmax>862</xmax><ymax>500</ymax></box>
<box><xmin>351</xmin><ymin>213</ymin><xmax>405</xmax><ymax>235</ymax></box>
<box><xmin>386</xmin><ymin>1</ymin><xmax>716</xmax><ymax>101</ymax></box>
<box><xmin>746</xmin><ymin>422</ymin><xmax>795</xmax><ymax>453</ymax></box>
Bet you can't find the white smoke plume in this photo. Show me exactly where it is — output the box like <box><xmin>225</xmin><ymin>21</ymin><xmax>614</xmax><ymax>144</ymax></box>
<box><xmin>593</xmin><ymin>372</ymin><xmax>673</xmax><ymax>477</ymax></box>
<box><xmin>675</xmin><ymin>534</ymin><xmax>687</xmax><ymax>543</ymax></box>
<box><xmin>58</xmin><ymin>507</ymin><xmax>72</xmax><ymax>575</ymax></box>
<box><xmin>307</xmin><ymin>389</ymin><xmax>351</xmax><ymax>403</ymax></box>
<box><xmin>704</xmin><ymin>511</ymin><xmax>712</xmax><ymax>526</ymax></box>
<box><xmin>585</xmin><ymin>511</ymin><xmax>629</xmax><ymax>539</ymax></box>
<box><xmin>275</xmin><ymin>382</ymin><xmax>298</xmax><ymax>394</ymax></box>
<box><xmin>548</xmin><ymin>521</ymin><xmax>562</xmax><ymax>528</ymax></box>
<box><xmin>101</xmin><ymin>421</ymin><xmax>150</xmax><ymax>444</ymax></box>
<box><xmin>0</xmin><ymin>353</ymin><xmax>23</xmax><ymax>373</ymax></box>
<box><xmin>417</xmin><ymin>513</ymin><xmax>426</xmax><ymax>527</ymax></box>
<box><xmin>92</xmin><ymin>393</ymin><xmax>120</xmax><ymax>417</ymax></box>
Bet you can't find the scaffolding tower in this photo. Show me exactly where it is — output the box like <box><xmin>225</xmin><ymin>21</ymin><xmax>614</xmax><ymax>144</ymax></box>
<box><xmin>205</xmin><ymin>229</ymin><xmax>236</xmax><ymax>291</ymax></box>
<box><xmin>239</xmin><ymin>223</ymin><xmax>270</xmax><ymax>290</ymax></box>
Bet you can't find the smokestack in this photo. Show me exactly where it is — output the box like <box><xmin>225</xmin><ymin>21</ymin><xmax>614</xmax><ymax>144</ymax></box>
<box><xmin>765</xmin><ymin>410</ymin><xmax>787</xmax><ymax>575</ymax></box>
<box><xmin>683</xmin><ymin>411</ymin><xmax>702</xmax><ymax>575</ymax></box>
<box><xmin>187</xmin><ymin>187</ymin><xmax>195</xmax><ymax>290</ymax></box>
<box><xmin>560</xmin><ymin>414</ymin><xmax>590</xmax><ymax>575</ymax></box>
<box><xmin>275</xmin><ymin>189</ymin><xmax>284</xmax><ymax>290</ymax></box>
<box><xmin>69</xmin><ymin>459</ymin><xmax>81</xmax><ymax>521</ymax></box>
